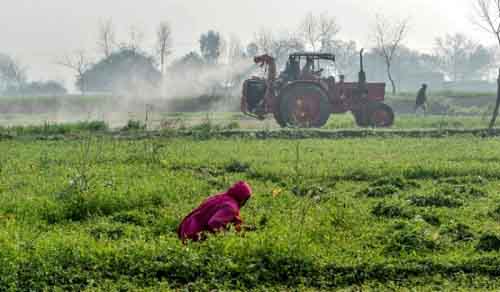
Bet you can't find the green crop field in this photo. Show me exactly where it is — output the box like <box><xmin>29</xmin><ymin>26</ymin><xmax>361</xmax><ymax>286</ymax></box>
<box><xmin>3</xmin><ymin>133</ymin><xmax>500</xmax><ymax>291</ymax></box>
<box><xmin>0</xmin><ymin>113</ymin><xmax>495</xmax><ymax>135</ymax></box>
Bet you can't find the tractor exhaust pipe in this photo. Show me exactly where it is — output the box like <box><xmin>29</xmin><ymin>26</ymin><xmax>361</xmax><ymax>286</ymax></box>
<box><xmin>358</xmin><ymin>49</ymin><xmax>367</xmax><ymax>93</ymax></box>
<box><xmin>360</xmin><ymin>49</ymin><xmax>364</xmax><ymax>71</ymax></box>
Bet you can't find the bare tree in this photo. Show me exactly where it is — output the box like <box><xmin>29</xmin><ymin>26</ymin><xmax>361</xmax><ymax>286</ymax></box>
<box><xmin>226</xmin><ymin>35</ymin><xmax>245</xmax><ymax>64</ymax></box>
<box><xmin>156</xmin><ymin>21</ymin><xmax>173</xmax><ymax>75</ymax></box>
<box><xmin>331</xmin><ymin>40</ymin><xmax>359</xmax><ymax>80</ymax></box>
<box><xmin>434</xmin><ymin>33</ymin><xmax>494</xmax><ymax>82</ymax></box>
<box><xmin>473</xmin><ymin>0</ymin><xmax>500</xmax><ymax>130</ymax></box>
<box><xmin>300</xmin><ymin>12</ymin><xmax>320</xmax><ymax>51</ymax></box>
<box><xmin>299</xmin><ymin>12</ymin><xmax>340</xmax><ymax>52</ymax></box>
<box><xmin>56</xmin><ymin>50</ymin><xmax>92</xmax><ymax>95</ymax></box>
<box><xmin>219</xmin><ymin>35</ymin><xmax>228</xmax><ymax>64</ymax></box>
<box><xmin>97</xmin><ymin>18</ymin><xmax>116</xmax><ymax>58</ymax></box>
<box><xmin>271</xmin><ymin>32</ymin><xmax>305</xmax><ymax>65</ymax></box>
<box><xmin>200</xmin><ymin>30</ymin><xmax>222</xmax><ymax>65</ymax></box>
<box><xmin>253</xmin><ymin>30</ymin><xmax>305</xmax><ymax>66</ymax></box>
<box><xmin>434</xmin><ymin>33</ymin><xmax>475</xmax><ymax>82</ymax></box>
<box><xmin>0</xmin><ymin>54</ymin><xmax>27</xmax><ymax>94</ymax></box>
<box><xmin>318</xmin><ymin>12</ymin><xmax>341</xmax><ymax>51</ymax></box>
<box><xmin>253</xmin><ymin>29</ymin><xmax>275</xmax><ymax>55</ymax></box>
<box><xmin>127</xmin><ymin>25</ymin><xmax>145</xmax><ymax>53</ymax></box>
<box><xmin>373</xmin><ymin>14</ymin><xmax>409</xmax><ymax>95</ymax></box>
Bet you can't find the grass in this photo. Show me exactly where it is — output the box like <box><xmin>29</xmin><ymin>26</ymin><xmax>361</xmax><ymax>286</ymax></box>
<box><xmin>0</xmin><ymin>113</ymin><xmax>496</xmax><ymax>135</ymax></box>
<box><xmin>393</xmin><ymin>90</ymin><xmax>496</xmax><ymax>99</ymax></box>
<box><xmin>0</xmin><ymin>121</ymin><xmax>108</xmax><ymax>136</ymax></box>
<box><xmin>0</xmin><ymin>93</ymin><xmax>500</xmax><ymax>290</ymax></box>
<box><xmin>0</xmin><ymin>90</ymin><xmax>497</xmax><ymax>128</ymax></box>
<box><xmin>2</xmin><ymin>135</ymin><xmax>500</xmax><ymax>290</ymax></box>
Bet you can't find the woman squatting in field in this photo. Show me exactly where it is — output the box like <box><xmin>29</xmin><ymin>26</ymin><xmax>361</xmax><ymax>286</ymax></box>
<box><xmin>177</xmin><ymin>181</ymin><xmax>252</xmax><ymax>242</ymax></box>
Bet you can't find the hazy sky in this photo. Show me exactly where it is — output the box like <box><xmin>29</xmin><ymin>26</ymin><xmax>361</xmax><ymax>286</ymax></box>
<box><xmin>0</xmin><ymin>0</ymin><xmax>492</xmax><ymax>88</ymax></box>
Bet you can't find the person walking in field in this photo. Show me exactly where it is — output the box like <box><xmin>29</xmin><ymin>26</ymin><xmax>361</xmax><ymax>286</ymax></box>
<box><xmin>415</xmin><ymin>84</ymin><xmax>428</xmax><ymax>114</ymax></box>
<box><xmin>301</xmin><ymin>57</ymin><xmax>315</xmax><ymax>80</ymax></box>
<box><xmin>177</xmin><ymin>181</ymin><xmax>252</xmax><ymax>242</ymax></box>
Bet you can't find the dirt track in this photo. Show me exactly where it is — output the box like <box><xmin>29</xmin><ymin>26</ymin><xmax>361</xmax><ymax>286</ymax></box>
<box><xmin>3</xmin><ymin>128</ymin><xmax>496</xmax><ymax>141</ymax></box>
<box><xmin>154</xmin><ymin>128</ymin><xmax>500</xmax><ymax>139</ymax></box>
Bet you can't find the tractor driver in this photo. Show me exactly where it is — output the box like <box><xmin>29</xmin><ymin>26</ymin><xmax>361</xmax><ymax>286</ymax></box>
<box><xmin>283</xmin><ymin>58</ymin><xmax>300</xmax><ymax>81</ymax></box>
<box><xmin>338</xmin><ymin>74</ymin><xmax>346</xmax><ymax>100</ymax></box>
<box><xmin>301</xmin><ymin>57</ymin><xmax>314</xmax><ymax>79</ymax></box>
<box><xmin>290</xmin><ymin>58</ymin><xmax>301</xmax><ymax>80</ymax></box>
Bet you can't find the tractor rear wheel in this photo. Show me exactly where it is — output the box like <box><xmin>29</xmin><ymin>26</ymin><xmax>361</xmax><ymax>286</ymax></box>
<box><xmin>279</xmin><ymin>84</ymin><xmax>330</xmax><ymax>128</ymax></box>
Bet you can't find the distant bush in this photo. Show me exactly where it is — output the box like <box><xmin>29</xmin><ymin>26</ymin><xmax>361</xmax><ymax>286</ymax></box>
<box><xmin>12</xmin><ymin>80</ymin><xmax>67</xmax><ymax>96</ymax></box>
<box><xmin>121</xmin><ymin>120</ymin><xmax>146</xmax><ymax>131</ymax></box>
<box><xmin>5</xmin><ymin>121</ymin><xmax>108</xmax><ymax>136</ymax></box>
<box><xmin>189</xmin><ymin>117</ymin><xmax>223</xmax><ymax>140</ymax></box>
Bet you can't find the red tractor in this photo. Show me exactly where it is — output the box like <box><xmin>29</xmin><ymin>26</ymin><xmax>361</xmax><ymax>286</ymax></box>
<box><xmin>241</xmin><ymin>50</ymin><xmax>395</xmax><ymax>128</ymax></box>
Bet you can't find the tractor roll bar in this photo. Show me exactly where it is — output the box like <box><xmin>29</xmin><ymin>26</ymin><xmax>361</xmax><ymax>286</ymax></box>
<box><xmin>289</xmin><ymin>53</ymin><xmax>335</xmax><ymax>61</ymax></box>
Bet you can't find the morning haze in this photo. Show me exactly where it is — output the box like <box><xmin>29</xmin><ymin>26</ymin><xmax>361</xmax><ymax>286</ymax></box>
<box><xmin>0</xmin><ymin>0</ymin><xmax>487</xmax><ymax>85</ymax></box>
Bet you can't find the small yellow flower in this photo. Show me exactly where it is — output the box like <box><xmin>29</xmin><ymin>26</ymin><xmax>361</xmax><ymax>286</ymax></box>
<box><xmin>272</xmin><ymin>188</ymin><xmax>283</xmax><ymax>198</ymax></box>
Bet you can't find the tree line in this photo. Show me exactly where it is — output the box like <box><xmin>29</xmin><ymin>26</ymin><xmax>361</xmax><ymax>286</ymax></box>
<box><xmin>0</xmin><ymin>10</ymin><xmax>498</xmax><ymax>97</ymax></box>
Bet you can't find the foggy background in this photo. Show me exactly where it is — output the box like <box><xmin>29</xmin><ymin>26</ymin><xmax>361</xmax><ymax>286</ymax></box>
<box><xmin>0</xmin><ymin>0</ymin><xmax>489</xmax><ymax>89</ymax></box>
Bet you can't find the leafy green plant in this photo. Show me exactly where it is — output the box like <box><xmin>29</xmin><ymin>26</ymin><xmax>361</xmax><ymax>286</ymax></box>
<box><xmin>224</xmin><ymin>160</ymin><xmax>251</xmax><ymax>173</ymax></box>
<box><xmin>359</xmin><ymin>177</ymin><xmax>419</xmax><ymax>198</ymax></box>
<box><xmin>89</xmin><ymin>222</ymin><xmax>126</xmax><ymax>241</ymax></box>
<box><xmin>476</xmin><ymin>234</ymin><xmax>500</xmax><ymax>252</ymax></box>
<box><xmin>372</xmin><ymin>202</ymin><xmax>412</xmax><ymax>219</ymax></box>
<box><xmin>440</xmin><ymin>184</ymin><xmax>487</xmax><ymax>198</ymax></box>
<box><xmin>440</xmin><ymin>223</ymin><xmax>474</xmax><ymax>242</ymax></box>
<box><xmin>225</xmin><ymin>121</ymin><xmax>240</xmax><ymax>130</ymax></box>
<box><xmin>384</xmin><ymin>221</ymin><xmax>442</xmax><ymax>255</ymax></box>
<box><xmin>5</xmin><ymin>134</ymin><xmax>500</xmax><ymax>290</ymax></box>
<box><xmin>371</xmin><ymin>176</ymin><xmax>420</xmax><ymax>190</ymax></box>
<box><xmin>409</xmin><ymin>194</ymin><xmax>463</xmax><ymax>208</ymax></box>
<box><xmin>361</xmin><ymin>185</ymin><xmax>400</xmax><ymax>198</ymax></box>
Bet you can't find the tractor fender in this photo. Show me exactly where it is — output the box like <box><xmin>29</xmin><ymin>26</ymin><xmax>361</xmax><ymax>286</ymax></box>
<box><xmin>280</xmin><ymin>81</ymin><xmax>329</xmax><ymax>97</ymax></box>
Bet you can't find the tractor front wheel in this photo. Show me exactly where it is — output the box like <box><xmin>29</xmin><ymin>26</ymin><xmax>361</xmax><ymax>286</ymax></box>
<box><xmin>368</xmin><ymin>102</ymin><xmax>395</xmax><ymax>127</ymax></box>
<box><xmin>279</xmin><ymin>84</ymin><xmax>330</xmax><ymax>128</ymax></box>
<box><xmin>353</xmin><ymin>110</ymin><xmax>369</xmax><ymax>127</ymax></box>
<box><xmin>273</xmin><ymin>98</ymin><xmax>287</xmax><ymax>127</ymax></box>
<box><xmin>353</xmin><ymin>102</ymin><xmax>395</xmax><ymax>128</ymax></box>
